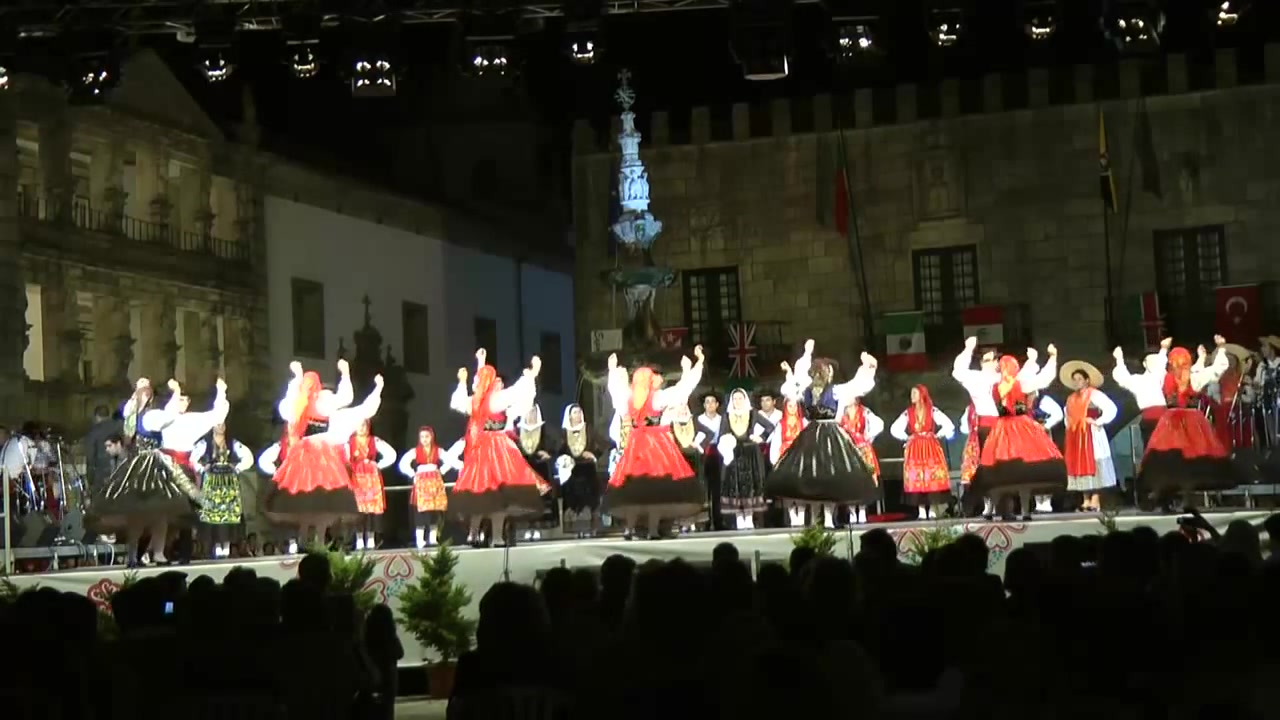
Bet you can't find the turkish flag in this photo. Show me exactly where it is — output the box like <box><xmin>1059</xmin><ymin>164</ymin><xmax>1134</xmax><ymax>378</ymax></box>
<box><xmin>1215</xmin><ymin>284</ymin><xmax>1261</xmax><ymax>343</ymax></box>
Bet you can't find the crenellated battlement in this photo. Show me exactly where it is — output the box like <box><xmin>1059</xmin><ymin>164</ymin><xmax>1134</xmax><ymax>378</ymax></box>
<box><xmin>573</xmin><ymin>45</ymin><xmax>1280</xmax><ymax>155</ymax></box>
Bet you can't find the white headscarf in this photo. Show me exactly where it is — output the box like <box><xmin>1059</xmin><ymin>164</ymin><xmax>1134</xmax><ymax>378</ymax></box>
<box><xmin>726</xmin><ymin>388</ymin><xmax>753</xmax><ymax>416</ymax></box>
<box><xmin>516</xmin><ymin>404</ymin><xmax>544</xmax><ymax>430</ymax></box>
<box><xmin>561</xmin><ymin>404</ymin><xmax>585</xmax><ymax>432</ymax></box>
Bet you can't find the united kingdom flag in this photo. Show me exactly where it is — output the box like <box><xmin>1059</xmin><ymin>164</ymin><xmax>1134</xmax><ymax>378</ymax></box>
<box><xmin>727</xmin><ymin>322</ymin><xmax>758</xmax><ymax>378</ymax></box>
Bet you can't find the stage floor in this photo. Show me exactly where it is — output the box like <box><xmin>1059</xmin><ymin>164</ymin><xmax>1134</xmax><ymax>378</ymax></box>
<box><xmin>6</xmin><ymin>510</ymin><xmax>1269</xmax><ymax>664</ymax></box>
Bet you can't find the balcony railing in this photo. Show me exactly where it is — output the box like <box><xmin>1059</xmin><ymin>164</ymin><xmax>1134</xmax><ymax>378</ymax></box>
<box><xmin>15</xmin><ymin>190</ymin><xmax>249</xmax><ymax>264</ymax></box>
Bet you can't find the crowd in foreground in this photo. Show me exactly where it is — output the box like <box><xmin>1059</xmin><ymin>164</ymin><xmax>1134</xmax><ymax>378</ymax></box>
<box><xmin>2</xmin><ymin>512</ymin><xmax>1279</xmax><ymax>720</ymax></box>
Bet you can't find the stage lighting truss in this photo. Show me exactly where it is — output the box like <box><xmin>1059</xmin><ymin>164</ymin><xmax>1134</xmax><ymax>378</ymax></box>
<box><xmin>730</xmin><ymin>0</ymin><xmax>792</xmax><ymax>82</ymax></box>
<box><xmin>469</xmin><ymin>39</ymin><xmax>512</xmax><ymax>76</ymax></box>
<box><xmin>565</xmin><ymin>22</ymin><xmax>601</xmax><ymax>66</ymax></box>
<box><xmin>351</xmin><ymin>56</ymin><xmax>396</xmax><ymax>96</ymax></box>
<box><xmin>928</xmin><ymin>8</ymin><xmax>964</xmax><ymax>48</ymax></box>
<box><xmin>198</xmin><ymin>51</ymin><xmax>234</xmax><ymax>82</ymax></box>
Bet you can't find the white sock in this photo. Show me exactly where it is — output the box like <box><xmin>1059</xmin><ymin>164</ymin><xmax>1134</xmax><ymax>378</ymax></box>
<box><xmin>287</xmin><ymin>539</ymin><xmax>298</xmax><ymax>555</ymax></box>
<box><xmin>414</xmin><ymin>527</ymin><xmax>426</xmax><ymax>548</ymax></box>
<box><xmin>745</xmin><ymin>514</ymin><xmax>755</xmax><ymax>530</ymax></box>
<box><xmin>365</xmin><ymin>532</ymin><xmax>375</xmax><ymax>549</ymax></box>
<box><xmin>355</xmin><ymin>535</ymin><xmax>365</xmax><ymax>551</ymax></box>
<box><xmin>1035</xmin><ymin>496</ymin><xmax>1052</xmax><ymax>513</ymax></box>
<box><xmin>983</xmin><ymin>498</ymin><xmax>994</xmax><ymax>516</ymax></box>
<box><xmin>918</xmin><ymin>506</ymin><xmax>929</xmax><ymax>520</ymax></box>
<box><xmin>928</xmin><ymin>506</ymin><xmax>937</xmax><ymax>520</ymax></box>
<box><xmin>428</xmin><ymin>527</ymin><xmax>438</xmax><ymax>546</ymax></box>
<box><xmin>822</xmin><ymin>506</ymin><xmax>835</xmax><ymax>528</ymax></box>
<box><xmin>856</xmin><ymin>506</ymin><xmax>867</xmax><ymax>524</ymax></box>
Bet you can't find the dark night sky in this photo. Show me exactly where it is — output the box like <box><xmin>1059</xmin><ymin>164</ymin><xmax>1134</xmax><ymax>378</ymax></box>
<box><xmin>138</xmin><ymin>1</ymin><xmax>1274</xmax><ymax>205</ymax></box>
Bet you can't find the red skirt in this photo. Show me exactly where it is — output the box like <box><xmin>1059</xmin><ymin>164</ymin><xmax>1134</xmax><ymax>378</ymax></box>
<box><xmin>975</xmin><ymin>415</ymin><xmax>1067</xmax><ymax>493</ymax></box>
<box><xmin>850</xmin><ymin>436</ymin><xmax>881</xmax><ymax>479</ymax></box>
<box><xmin>1140</xmin><ymin>408</ymin><xmax>1239</xmax><ymax>492</ymax></box>
<box><xmin>902</xmin><ymin>434</ymin><xmax>950</xmax><ymax>495</ymax></box>
<box><xmin>604</xmin><ymin>424</ymin><xmax>705</xmax><ymax>519</ymax></box>
<box><xmin>275</xmin><ymin>439</ymin><xmax>349</xmax><ymax>494</ymax></box>
<box><xmin>451</xmin><ymin>430</ymin><xmax>545</xmax><ymax>518</ymax></box>
<box><xmin>411</xmin><ymin>470</ymin><xmax>448</xmax><ymax>513</ymax></box>
<box><xmin>350</xmin><ymin>460</ymin><xmax>386</xmax><ymax>514</ymax></box>
<box><xmin>1064</xmin><ymin>425</ymin><xmax>1096</xmax><ymax>478</ymax></box>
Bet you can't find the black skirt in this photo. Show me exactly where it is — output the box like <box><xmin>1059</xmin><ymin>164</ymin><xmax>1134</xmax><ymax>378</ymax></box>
<box><xmin>90</xmin><ymin>451</ymin><xmax>199</xmax><ymax>529</ymax></box>
<box><xmin>561</xmin><ymin>460</ymin><xmax>603</xmax><ymax>514</ymax></box>
<box><xmin>1139</xmin><ymin>451</ymin><xmax>1242</xmax><ymax>494</ymax></box>
<box><xmin>765</xmin><ymin>420</ymin><xmax>880</xmax><ymax>505</ymax></box>
<box><xmin>263</xmin><ymin>484</ymin><xmax>360</xmax><ymax>520</ymax></box>
<box><xmin>721</xmin><ymin>441</ymin><xmax>768</xmax><ymax>512</ymax></box>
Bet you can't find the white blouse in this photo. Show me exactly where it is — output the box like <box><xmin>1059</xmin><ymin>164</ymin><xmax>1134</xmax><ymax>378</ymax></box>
<box><xmin>889</xmin><ymin>407</ymin><xmax>957</xmax><ymax>442</ymax></box>
<box><xmin>191</xmin><ymin>439</ymin><xmax>255</xmax><ymax>474</ymax></box>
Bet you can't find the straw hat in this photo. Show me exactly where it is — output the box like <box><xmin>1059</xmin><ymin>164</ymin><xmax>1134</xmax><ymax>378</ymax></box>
<box><xmin>1059</xmin><ymin>359</ymin><xmax>1104</xmax><ymax>389</ymax></box>
<box><xmin>1223</xmin><ymin>343</ymin><xmax>1252</xmax><ymax>367</ymax></box>
<box><xmin>1260</xmin><ymin>336</ymin><xmax>1280</xmax><ymax>352</ymax></box>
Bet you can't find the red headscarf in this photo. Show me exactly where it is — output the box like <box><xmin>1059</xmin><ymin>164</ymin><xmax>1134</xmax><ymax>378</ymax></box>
<box><xmin>466</xmin><ymin>365</ymin><xmax>499</xmax><ymax>449</ymax></box>
<box><xmin>992</xmin><ymin>355</ymin><xmax>1025</xmax><ymax>412</ymax></box>
<box><xmin>348</xmin><ymin>418</ymin><xmax>373</xmax><ymax>460</ymax></box>
<box><xmin>628</xmin><ymin>367</ymin><xmax>662</xmax><ymax>418</ymax></box>
<box><xmin>1162</xmin><ymin>347</ymin><xmax>1195</xmax><ymax>406</ymax></box>
<box><xmin>288</xmin><ymin>371</ymin><xmax>325</xmax><ymax>427</ymax></box>
<box><xmin>415</xmin><ymin>426</ymin><xmax>438</xmax><ymax>465</ymax></box>
<box><xmin>910</xmin><ymin>384</ymin><xmax>937</xmax><ymax>434</ymax></box>
<box><xmin>780</xmin><ymin>398</ymin><xmax>803</xmax><ymax>455</ymax></box>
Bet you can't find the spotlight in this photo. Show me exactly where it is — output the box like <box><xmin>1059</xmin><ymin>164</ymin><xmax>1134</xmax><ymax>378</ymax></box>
<box><xmin>1102</xmin><ymin>2</ymin><xmax>1163</xmax><ymax>53</ymax></box>
<box><xmin>0</xmin><ymin>65</ymin><xmax>9</xmax><ymax>92</ymax></box>
<box><xmin>566</xmin><ymin>37</ymin><xmax>597</xmax><ymax>65</ymax></box>
<box><xmin>288</xmin><ymin>47</ymin><xmax>320</xmax><ymax>79</ymax></box>
<box><xmin>835</xmin><ymin>22</ymin><xmax>878</xmax><ymax>59</ymax></box>
<box><xmin>470</xmin><ymin>43</ymin><xmax>510</xmax><ymax>76</ymax></box>
<box><xmin>351</xmin><ymin>56</ymin><xmax>396</xmax><ymax>97</ymax></box>
<box><xmin>928</xmin><ymin>9</ymin><xmax>964</xmax><ymax>47</ymax></box>
<box><xmin>1021</xmin><ymin>0</ymin><xmax>1059</xmax><ymax>40</ymax></box>
<box><xmin>198</xmin><ymin>52</ymin><xmax>234</xmax><ymax>82</ymax></box>
<box><xmin>730</xmin><ymin>0</ymin><xmax>793</xmax><ymax>82</ymax></box>
<box><xmin>1216</xmin><ymin>1</ymin><xmax>1247</xmax><ymax>27</ymax></box>
<box><xmin>67</xmin><ymin>54</ymin><xmax>120</xmax><ymax>103</ymax></box>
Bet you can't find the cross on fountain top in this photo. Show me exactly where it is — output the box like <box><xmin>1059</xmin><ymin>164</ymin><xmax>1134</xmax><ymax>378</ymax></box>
<box><xmin>615</xmin><ymin>69</ymin><xmax>635</xmax><ymax>112</ymax></box>
<box><xmin>361</xmin><ymin>294</ymin><xmax>372</xmax><ymax>326</ymax></box>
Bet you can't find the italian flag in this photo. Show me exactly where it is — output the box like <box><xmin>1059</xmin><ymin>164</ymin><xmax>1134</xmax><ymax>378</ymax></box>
<box><xmin>962</xmin><ymin>306</ymin><xmax>1004</xmax><ymax>346</ymax></box>
<box><xmin>883</xmin><ymin>311</ymin><xmax>928</xmax><ymax>372</ymax></box>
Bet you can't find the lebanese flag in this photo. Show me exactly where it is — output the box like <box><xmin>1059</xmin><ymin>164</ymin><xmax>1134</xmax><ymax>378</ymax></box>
<box><xmin>1215</xmin><ymin>284</ymin><xmax>1261</xmax><ymax>343</ymax></box>
<box><xmin>961</xmin><ymin>306</ymin><xmax>1004</xmax><ymax>346</ymax></box>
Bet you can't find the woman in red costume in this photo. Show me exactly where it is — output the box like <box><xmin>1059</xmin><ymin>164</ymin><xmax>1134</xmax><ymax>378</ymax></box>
<box><xmin>769</xmin><ymin>397</ymin><xmax>807</xmax><ymax>527</ymax></box>
<box><xmin>605</xmin><ymin>345</ymin><xmax>706</xmax><ymax>538</ymax></box>
<box><xmin>975</xmin><ymin>343</ymin><xmax>1066</xmax><ymax>520</ymax></box>
<box><xmin>449</xmin><ymin>348</ymin><xmax>545</xmax><ymax>545</ymax></box>
<box><xmin>1206</xmin><ymin>344</ymin><xmax>1255</xmax><ymax>454</ymax></box>
<box><xmin>839</xmin><ymin>398</ymin><xmax>884</xmax><ymax>525</ymax></box>
<box><xmin>398</xmin><ymin>427</ymin><xmax>459</xmax><ymax>549</ymax></box>
<box><xmin>1140</xmin><ymin>336</ymin><xmax>1239</xmax><ymax>509</ymax></box>
<box><xmin>345</xmin><ymin>418</ymin><xmax>396</xmax><ymax>551</ymax></box>
<box><xmin>266</xmin><ymin>359</ymin><xmax>384</xmax><ymax>551</ymax></box>
<box><xmin>890</xmin><ymin>385</ymin><xmax>957</xmax><ymax>520</ymax></box>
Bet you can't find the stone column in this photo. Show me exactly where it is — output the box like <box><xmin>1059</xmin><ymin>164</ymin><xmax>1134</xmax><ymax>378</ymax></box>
<box><xmin>45</xmin><ymin>280</ymin><xmax>82</xmax><ymax>384</ymax></box>
<box><xmin>194</xmin><ymin>169</ymin><xmax>215</xmax><ymax>250</ymax></box>
<box><xmin>203</xmin><ymin>310</ymin><xmax>223</xmax><ymax>388</ymax></box>
<box><xmin>92</xmin><ymin>134</ymin><xmax>127</xmax><ymax>232</ymax></box>
<box><xmin>0</xmin><ymin>92</ymin><xmax>27</xmax><ymax>410</ymax></box>
<box><xmin>144</xmin><ymin>295</ymin><xmax>179</xmax><ymax>381</ymax></box>
<box><xmin>149</xmin><ymin>143</ymin><xmax>174</xmax><ymax>235</ymax></box>
<box><xmin>38</xmin><ymin>105</ymin><xmax>73</xmax><ymax>223</ymax></box>
<box><xmin>92</xmin><ymin>294</ymin><xmax>130</xmax><ymax>390</ymax></box>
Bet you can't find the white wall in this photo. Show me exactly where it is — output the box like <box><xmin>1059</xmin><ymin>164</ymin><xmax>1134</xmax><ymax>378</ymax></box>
<box><xmin>265</xmin><ymin>197</ymin><xmax>450</xmax><ymax>443</ymax></box>
<box><xmin>265</xmin><ymin>197</ymin><xmax>577</xmax><ymax>450</ymax></box>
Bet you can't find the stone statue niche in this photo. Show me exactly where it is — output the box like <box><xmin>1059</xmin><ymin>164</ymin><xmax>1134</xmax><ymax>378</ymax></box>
<box><xmin>379</xmin><ymin>345</ymin><xmax>414</xmax><ymax>451</ymax></box>
<box><xmin>350</xmin><ymin>295</ymin><xmax>386</xmax><ymax>410</ymax></box>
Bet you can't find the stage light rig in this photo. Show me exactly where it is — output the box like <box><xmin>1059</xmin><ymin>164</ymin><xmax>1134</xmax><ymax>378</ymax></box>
<box><xmin>1102</xmin><ymin>1</ymin><xmax>1164</xmax><ymax>53</ymax></box>
<box><xmin>1022</xmin><ymin>0</ymin><xmax>1059</xmax><ymax>41</ymax></box>
<box><xmin>928</xmin><ymin>7</ymin><xmax>965</xmax><ymax>47</ymax></box>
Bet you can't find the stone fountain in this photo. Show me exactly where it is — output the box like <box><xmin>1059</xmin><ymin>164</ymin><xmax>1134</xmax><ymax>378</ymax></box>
<box><xmin>603</xmin><ymin>69</ymin><xmax>677</xmax><ymax>355</ymax></box>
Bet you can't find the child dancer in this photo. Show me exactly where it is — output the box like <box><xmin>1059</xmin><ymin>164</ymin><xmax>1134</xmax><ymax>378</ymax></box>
<box><xmin>397</xmin><ymin>426</ymin><xmax>462</xmax><ymax>548</ymax></box>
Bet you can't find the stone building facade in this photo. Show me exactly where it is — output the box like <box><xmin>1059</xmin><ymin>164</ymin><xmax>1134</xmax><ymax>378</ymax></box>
<box><xmin>1</xmin><ymin>51</ymin><xmax>265</xmax><ymax>435</ymax></box>
<box><xmin>572</xmin><ymin>45</ymin><xmax>1280</xmax><ymax>409</ymax></box>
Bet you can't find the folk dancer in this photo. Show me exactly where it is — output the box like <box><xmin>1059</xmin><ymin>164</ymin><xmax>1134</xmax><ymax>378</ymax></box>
<box><xmin>839</xmin><ymin>397</ymin><xmax>884</xmax><ymax>524</ymax></box>
<box><xmin>191</xmin><ymin>423</ymin><xmax>254</xmax><ymax>558</ymax></box>
<box><xmin>606</xmin><ymin>412</ymin><xmax>632</xmax><ymax>481</ymax></box>
<box><xmin>696</xmin><ymin>392</ymin><xmax>726</xmax><ymax>529</ymax></box>
<box><xmin>1059</xmin><ymin>361</ymin><xmax>1118</xmax><ymax>513</ymax></box>
<box><xmin>769</xmin><ymin>340</ymin><xmax>880</xmax><ymax>529</ymax></box>
<box><xmin>952</xmin><ymin>342</ymin><xmax>1004</xmax><ymax>517</ymax></box>
<box><xmin>757</xmin><ymin>390</ymin><xmax>782</xmax><ymax>428</ymax></box>
<box><xmin>973</xmin><ymin>342</ymin><xmax>1066</xmax><ymax>521</ymax></box>
<box><xmin>449</xmin><ymin>349</ymin><xmax>546</xmax><ymax>546</ymax></box>
<box><xmin>1205</xmin><ymin>344</ymin><xmax>1256</xmax><ymax>455</ymax></box>
<box><xmin>345</xmin><ymin>418</ymin><xmax>397</xmax><ymax>551</ymax></box>
<box><xmin>1130</xmin><ymin>337</ymin><xmax>1237</xmax><ymax>510</ymax></box>
<box><xmin>714</xmin><ymin>388</ymin><xmax>775</xmax><ymax>530</ymax></box>
<box><xmin>93</xmin><ymin>378</ymin><xmax>225</xmax><ymax>565</ymax></box>
<box><xmin>889</xmin><ymin>385</ymin><xmax>956</xmax><ymax>520</ymax></box>
<box><xmin>266</xmin><ymin>360</ymin><xmax>383</xmax><ymax>553</ymax></box>
<box><xmin>397</xmin><ymin>427</ymin><xmax>462</xmax><ymax>548</ymax></box>
<box><xmin>664</xmin><ymin>402</ymin><xmax>710</xmax><ymax>534</ymax></box>
<box><xmin>555</xmin><ymin>405</ymin><xmax>603</xmax><ymax>538</ymax></box>
<box><xmin>768</xmin><ymin>397</ymin><xmax>808</xmax><ymax>527</ymax></box>
<box><xmin>604</xmin><ymin>346</ymin><xmax>707</xmax><ymax>538</ymax></box>
<box><xmin>514</xmin><ymin>405</ymin><xmax>557</xmax><ymax>541</ymax></box>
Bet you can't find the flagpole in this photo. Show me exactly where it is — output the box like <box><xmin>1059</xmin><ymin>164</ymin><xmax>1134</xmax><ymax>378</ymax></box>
<box><xmin>1099</xmin><ymin>107</ymin><xmax>1117</xmax><ymax>348</ymax></box>
<box><xmin>836</xmin><ymin>123</ymin><xmax>876</xmax><ymax>351</ymax></box>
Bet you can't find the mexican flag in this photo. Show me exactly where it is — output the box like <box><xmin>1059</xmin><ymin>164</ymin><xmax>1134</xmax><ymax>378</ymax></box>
<box><xmin>962</xmin><ymin>306</ymin><xmax>1004</xmax><ymax>346</ymax></box>
<box><xmin>883</xmin><ymin>311</ymin><xmax>928</xmax><ymax>372</ymax></box>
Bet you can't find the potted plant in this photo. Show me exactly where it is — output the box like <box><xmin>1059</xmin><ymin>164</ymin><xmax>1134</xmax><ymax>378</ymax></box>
<box><xmin>791</xmin><ymin>524</ymin><xmax>839</xmax><ymax>557</ymax></box>
<box><xmin>396</xmin><ymin>541</ymin><xmax>475</xmax><ymax>698</ymax></box>
<box><xmin>901</xmin><ymin>523</ymin><xmax>962</xmax><ymax>565</ymax></box>
<box><xmin>327</xmin><ymin>550</ymin><xmax>379</xmax><ymax>618</ymax></box>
